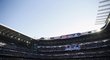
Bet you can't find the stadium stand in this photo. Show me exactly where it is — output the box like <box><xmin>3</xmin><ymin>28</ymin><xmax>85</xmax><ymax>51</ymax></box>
<box><xmin>0</xmin><ymin>0</ymin><xmax>110</xmax><ymax>60</ymax></box>
<box><xmin>0</xmin><ymin>12</ymin><xmax>110</xmax><ymax>60</ymax></box>
<box><xmin>35</xmin><ymin>13</ymin><xmax>110</xmax><ymax>60</ymax></box>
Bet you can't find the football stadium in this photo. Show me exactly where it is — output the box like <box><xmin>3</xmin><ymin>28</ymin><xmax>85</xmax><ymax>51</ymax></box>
<box><xmin>0</xmin><ymin>0</ymin><xmax>110</xmax><ymax>60</ymax></box>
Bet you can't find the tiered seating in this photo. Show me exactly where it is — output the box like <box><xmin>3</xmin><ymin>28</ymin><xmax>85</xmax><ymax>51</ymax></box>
<box><xmin>0</xmin><ymin>12</ymin><xmax>110</xmax><ymax>60</ymax></box>
<box><xmin>0</xmin><ymin>17</ymin><xmax>110</xmax><ymax>60</ymax></box>
<box><xmin>36</xmin><ymin>14</ymin><xmax>110</xmax><ymax>59</ymax></box>
<box><xmin>0</xmin><ymin>25</ymin><xmax>38</xmax><ymax>59</ymax></box>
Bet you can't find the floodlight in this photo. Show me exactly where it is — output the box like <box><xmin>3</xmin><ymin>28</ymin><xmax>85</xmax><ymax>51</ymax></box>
<box><xmin>96</xmin><ymin>29</ymin><xmax>101</xmax><ymax>32</ymax></box>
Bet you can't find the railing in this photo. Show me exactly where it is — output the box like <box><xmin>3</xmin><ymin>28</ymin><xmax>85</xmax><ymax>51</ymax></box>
<box><xmin>38</xmin><ymin>50</ymin><xmax>110</xmax><ymax>59</ymax></box>
<box><xmin>37</xmin><ymin>39</ymin><xmax>110</xmax><ymax>52</ymax></box>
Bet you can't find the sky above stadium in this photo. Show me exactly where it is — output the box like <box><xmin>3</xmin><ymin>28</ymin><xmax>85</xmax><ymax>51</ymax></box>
<box><xmin>0</xmin><ymin>0</ymin><xmax>102</xmax><ymax>38</ymax></box>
